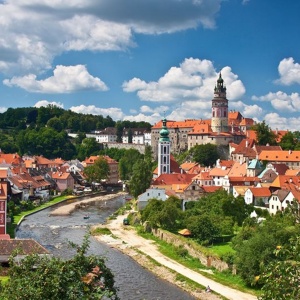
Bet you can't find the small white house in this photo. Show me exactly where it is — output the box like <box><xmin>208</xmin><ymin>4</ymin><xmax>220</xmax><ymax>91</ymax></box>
<box><xmin>137</xmin><ymin>188</ymin><xmax>167</xmax><ymax>210</ymax></box>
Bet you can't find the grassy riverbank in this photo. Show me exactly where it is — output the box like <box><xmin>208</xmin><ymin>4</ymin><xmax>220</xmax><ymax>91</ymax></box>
<box><xmin>7</xmin><ymin>195</ymin><xmax>75</xmax><ymax>238</ymax></box>
<box><xmin>136</xmin><ymin>228</ymin><xmax>259</xmax><ymax>297</ymax></box>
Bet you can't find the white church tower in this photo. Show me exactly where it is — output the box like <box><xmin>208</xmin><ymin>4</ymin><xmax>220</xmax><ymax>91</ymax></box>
<box><xmin>211</xmin><ymin>73</ymin><xmax>229</xmax><ymax>133</ymax></box>
<box><xmin>158</xmin><ymin>118</ymin><xmax>170</xmax><ymax>176</ymax></box>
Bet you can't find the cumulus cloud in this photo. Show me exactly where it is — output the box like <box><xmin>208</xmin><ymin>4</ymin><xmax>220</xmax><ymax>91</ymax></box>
<box><xmin>0</xmin><ymin>0</ymin><xmax>221</xmax><ymax>76</ymax></box>
<box><xmin>3</xmin><ymin>65</ymin><xmax>108</xmax><ymax>93</ymax></box>
<box><xmin>275</xmin><ymin>57</ymin><xmax>300</xmax><ymax>86</ymax></box>
<box><xmin>252</xmin><ymin>91</ymin><xmax>300</xmax><ymax>113</ymax></box>
<box><xmin>263</xmin><ymin>112</ymin><xmax>300</xmax><ymax>131</ymax></box>
<box><xmin>70</xmin><ymin>104</ymin><xmax>124</xmax><ymax>120</ymax></box>
<box><xmin>123</xmin><ymin>113</ymin><xmax>161</xmax><ymax>125</ymax></box>
<box><xmin>34</xmin><ymin>100</ymin><xmax>64</xmax><ymax>108</ymax></box>
<box><xmin>123</xmin><ymin>58</ymin><xmax>245</xmax><ymax>105</ymax></box>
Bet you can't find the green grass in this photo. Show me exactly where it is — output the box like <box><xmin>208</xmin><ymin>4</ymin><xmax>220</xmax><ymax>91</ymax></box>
<box><xmin>136</xmin><ymin>228</ymin><xmax>259</xmax><ymax>296</ymax></box>
<box><xmin>90</xmin><ymin>227</ymin><xmax>112</xmax><ymax>235</ymax></box>
<box><xmin>7</xmin><ymin>195</ymin><xmax>74</xmax><ymax>238</ymax></box>
<box><xmin>208</xmin><ymin>242</ymin><xmax>235</xmax><ymax>257</ymax></box>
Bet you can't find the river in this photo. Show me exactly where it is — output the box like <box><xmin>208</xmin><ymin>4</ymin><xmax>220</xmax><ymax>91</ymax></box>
<box><xmin>16</xmin><ymin>195</ymin><xmax>196</xmax><ymax>300</ymax></box>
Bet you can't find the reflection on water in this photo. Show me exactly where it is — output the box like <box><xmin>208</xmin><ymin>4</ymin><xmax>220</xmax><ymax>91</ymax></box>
<box><xmin>16</xmin><ymin>195</ymin><xmax>196</xmax><ymax>300</ymax></box>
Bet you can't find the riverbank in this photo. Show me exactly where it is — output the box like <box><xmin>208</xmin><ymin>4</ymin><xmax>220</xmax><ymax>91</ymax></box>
<box><xmin>50</xmin><ymin>192</ymin><xmax>127</xmax><ymax>216</ymax></box>
<box><xmin>93</xmin><ymin>214</ymin><xmax>257</xmax><ymax>300</ymax></box>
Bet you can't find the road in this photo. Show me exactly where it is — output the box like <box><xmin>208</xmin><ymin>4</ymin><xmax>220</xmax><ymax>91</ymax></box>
<box><xmin>94</xmin><ymin>213</ymin><xmax>258</xmax><ymax>300</ymax></box>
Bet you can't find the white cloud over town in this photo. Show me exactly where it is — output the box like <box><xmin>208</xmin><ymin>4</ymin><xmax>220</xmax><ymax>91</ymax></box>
<box><xmin>0</xmin><ymin>0</ymin><xmax>221</xmax><ymax>77</ymax></box>
<box><xmin>252</xmin><ymin>91</ymin><xmax>300</xmax><ymax>113</ymax></box>
<box><xmin>276</xmin><ymin>57</ymin><xmax>300</xmax><ymax>86</ymax></box>
<box><xmin>3</xmin><ymin>65</ymin><xmax>108</xmax><ymax>93</ymax></box>
<box><xmin>70</xmin><ymin>105</ymin><xmax>124</xmax><ymax>121</ymax></box>
<box><xmin>123</xmin><ymin>58</ymin><xmax>245</xmax><ymax>103</ymax></box>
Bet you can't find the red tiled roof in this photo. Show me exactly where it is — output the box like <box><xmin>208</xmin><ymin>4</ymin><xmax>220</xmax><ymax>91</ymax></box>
<box><xmin>259</xmin><ymin>150</ymin><xmax>300</xmax><ymax>162</ymax></box>
<box><xmin>249</xmin><ymin>187</ymin><xmax>271</xmax><ymax>197</ymax></box>
<box><xmin>152</xmin><ymin>173</ymin><xmax>196</xmax><ymax>185</ymax></box>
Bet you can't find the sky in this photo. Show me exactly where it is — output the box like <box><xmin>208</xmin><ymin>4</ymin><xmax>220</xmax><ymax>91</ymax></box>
<box><xmin>1</xmin><ymin>0</ymin><xmax>300</xmax><ymax>130</ymax></box>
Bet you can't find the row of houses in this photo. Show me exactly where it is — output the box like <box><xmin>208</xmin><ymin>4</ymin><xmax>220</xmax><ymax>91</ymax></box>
<box><xmin>0</xmin><ymin>152</ymin><xmax>119</xmax><ymax>202</ymax></box>
<box><xmin>138</xmin><ymin>138</ymin><xmax>300</xmax><ymax>214</ymax></box>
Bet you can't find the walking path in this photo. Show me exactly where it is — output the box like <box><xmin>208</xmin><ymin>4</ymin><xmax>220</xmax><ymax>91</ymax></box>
<box><xmin>95</xmin><ymin>213</ymin><xmax>257</xmax><ymax>300</ymax></box>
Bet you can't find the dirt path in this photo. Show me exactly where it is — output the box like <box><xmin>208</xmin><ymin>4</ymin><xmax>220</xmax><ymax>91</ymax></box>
<box><xmin>94</xmin><ymin>214</ymin><xmax>257</xmax><ymax>300</ymax></box>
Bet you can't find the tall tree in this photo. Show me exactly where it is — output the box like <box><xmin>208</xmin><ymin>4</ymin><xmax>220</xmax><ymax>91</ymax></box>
<box><xmin>279</xmin><ymin>131</ymin><xmax>296</xmax><ymax>150</ymax></box>
<box><xmin>83</xmin><ymin>156</ymin><xmax>110</xmax><ymax>184</ymax></box>
<box><xmin>252</xmin><ymin>121</ymin><xmax>277</xmax><ymax>146</ymax></box>
<box><xmin>115</xmin><ymin>122</ymin><xmax>123</xmax><ymax>143</ymax></box>
<box><xmin>189</xmin><ymin>143</ymin><xmax>219</xmax><ymax>167</ymax></box>
<box><xmin>129</xmin><ymin>158</ymin><xmax>152</xmax><ymax>198</ymax></box>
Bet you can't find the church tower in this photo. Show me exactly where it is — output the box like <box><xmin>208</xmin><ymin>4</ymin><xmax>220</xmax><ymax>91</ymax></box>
<box><xmin>158</xmin><ymin>118</ymin><xmax>170</xmax><ymax>176</ymax></box>
<box><xmin>211</xmin><ymin>73</ymin><xmax>228</xmax><ymax>133</ymax></box>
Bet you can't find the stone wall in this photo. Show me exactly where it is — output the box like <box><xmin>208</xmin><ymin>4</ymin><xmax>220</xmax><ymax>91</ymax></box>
<box><xmin>105</xmin><ymin>142</ymin><xmax>146</xmax><ymax>154</ymax></box>
<box><xmin>152</xmin><ymin>228</ymin><xmax>229</xmax><ymax>272</ymax></box>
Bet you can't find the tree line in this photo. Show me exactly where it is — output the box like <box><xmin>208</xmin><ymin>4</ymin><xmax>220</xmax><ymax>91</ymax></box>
<box><xmin>140</xmin><ymin>190</ymin><xmax>300</xmax><ymax>299</ymax></box>
<box><xmin>0</xmin><ymin>106</ymin><xmax>151</xmax><ymax>160</ymax></box>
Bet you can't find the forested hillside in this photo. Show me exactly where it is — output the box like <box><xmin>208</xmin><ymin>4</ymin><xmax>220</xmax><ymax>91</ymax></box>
<box><xmin>0</xmin><ymin>105</ymin><xmax>152</xmax><ymax>160</ymax></box>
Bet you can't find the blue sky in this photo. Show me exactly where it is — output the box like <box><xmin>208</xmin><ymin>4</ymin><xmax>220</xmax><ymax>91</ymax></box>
<box><xmin>1</xmin><ymin>0</ymin><xmax>300</xmax><ymax>130</ymax></box>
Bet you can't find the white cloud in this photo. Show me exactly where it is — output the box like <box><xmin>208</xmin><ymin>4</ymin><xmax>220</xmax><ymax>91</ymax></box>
<box><xmin>275</xmin><ymin>57</ymin><xmax>300</xmax><ymax>86</ymax></box>
<box><xmin>123</xmin><ymin>58</ymin><xmax>245</xmax><ymax>105</ymax></box>
<box><xmin>123</xmin><ymin>113</ymin><xmax>161</xmax><ymax>125</ymax></box>
<box><xmin>252</xmin><ymin>91</ymin><xmax>300</xmax><ymax>113</ymax></box>
<box><xmin>0</xmin><ymin>0</ymin><xmax>221</xmax><ymax>76</ymax></box>
<box><xmin>3</xmin><ymin>65</ymin><xmax>108</xmax><ymax>93</ymax></box>
<box><xmin>0</xmin><ymin>107</ymin><xmax>7</xmax><ymax>113</ymax></box>
<box><xmin>70</xmin><ymin>105</ymin><xmax>124</xmax><ymax>120</ymax></box>
<box><xmin>263</xmin><ymin>112</ymin><xmax>300</xmax><ymax>131</ymax></box>
<box><xmin>140</xmin><ymin>105</ymin><xmax>169</xmax><ymax>114</ymax></box>
<box><xmin>34</xmin><ymin>100</ymin><xmax>64</xmax><ymax>108</ymax></box>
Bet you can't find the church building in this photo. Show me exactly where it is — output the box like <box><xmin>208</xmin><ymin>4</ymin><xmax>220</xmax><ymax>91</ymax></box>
<box><xmin>151</xmin><ymin>74</ymin><xmax>254</xmax><ymax>159</ymax></box>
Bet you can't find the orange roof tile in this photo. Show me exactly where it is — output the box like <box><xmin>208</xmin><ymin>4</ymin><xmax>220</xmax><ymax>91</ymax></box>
<box><xmin>259</xmin><ymin>150</ymin><xmax>300</xmax><ymax>162</ymax></box>
<box><xmin>249</xmin><ymin>187</ymin><xmax>271</xmax><ymax>197</ymax></box>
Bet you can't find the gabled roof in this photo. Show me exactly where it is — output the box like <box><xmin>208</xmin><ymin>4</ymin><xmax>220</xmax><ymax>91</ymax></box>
<box><xmin>272</xmin><ymin>189</ymin><xmax>290</xmax><ymax>202</ymax></box>
<box><xmin>0</xmin><ymin>152</ymin><xmax>23</xmax><ymax>165</ymax></box>
<box><xmin>51</xmin><ymin>172</ymin><xmax>72</xmax><ymax>180</ymax></box>
<box><xmin>255</xmin><ymin>145</ymin><xmax>282</xmax><ymax>155</ymax></box>
<box><xmin>270</xmin><ymin>175</ymin><xmax>300</xmax><ymax>190</ymax></box>
<box><xmin>180</xmin><ymin>162</ymin><xmax>198</xmax><ymax>172</ymax></box>
<box><xmin>152</xmin><ymin>119</ymin><xmax>210</xmax><ymax>129</ymax></box>
<box><xmin>233</xmin><ymin>186</ymin><xmax>251</xmax><ymax>196</ymax></box>
<box><xmin>202</xmin><ymin>186</ymin><xmax>222</xmax><ymax>193</ymax></box>
<box><xmin>248</xmin><ymin>187</ymin><xmax>271</xmax><ymax>197</ymax></box>
<box><xmin>228</xmin><ymin>161</ymin><xmax>247</xmax><ymax>177</ymax></box>
<box><xmin>285</xmin><ymin>169</ymin><xmax>300</xmax><ymax>176</ymax></box>
<box><xmin>0</xmin><ymin>239</ymin><xmax>49</xmax><ymax>256</ymax></box>
<box><xmin>192</xmin><ymin>171</ymin><xmax>212</xmax><ymax>181</ymax></box>
<box><xmin>259</xmin><ymin>150</ymin><xmax>300</xmax><ymax>162</ymax></box>
<box><xmin>152</xmin><ymin>173</ymin><xmax>196</xmax><ymax>185</ymax></box>
<box><xmin>245</xmin><ymin>130</ymin><xmax>257</xmax><ymax>140</ymax></box>
<box><xmin>188</xmin><ymin>122</ymin><xmax>212</xmax><ymax>134</ymax></box>
<box><xmin>209</xmin><ymin>167</ymin><xmax>230</xmax><ymax>177</ymax></box>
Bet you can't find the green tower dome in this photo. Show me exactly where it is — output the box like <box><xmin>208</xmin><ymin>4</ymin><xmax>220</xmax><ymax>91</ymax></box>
<box><xmin>159</xmin><ymin>118</ymin><xmax>170</xmax><ymax>142</ymax></box>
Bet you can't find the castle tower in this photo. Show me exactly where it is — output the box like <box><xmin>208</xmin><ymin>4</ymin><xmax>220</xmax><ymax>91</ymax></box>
<box><xmin>211</xmin><ymin>73</ymin><xmax>228</xmax><ymax>133</ymax></box>
<box><xmin>158</xmin><ymin>118</ymin><xmax>170</xmax><ymax>176</ymax></box>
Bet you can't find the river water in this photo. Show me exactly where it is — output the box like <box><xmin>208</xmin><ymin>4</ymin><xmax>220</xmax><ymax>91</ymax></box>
<box><xmin>16</xmin><ymin>195</ymin><xmax>196</xmax><ymax>300</ymax></box>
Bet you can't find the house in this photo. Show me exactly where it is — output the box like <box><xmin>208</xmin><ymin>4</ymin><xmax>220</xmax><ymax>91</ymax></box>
<box><xmin>82</xmin><ymin>155</ymin><xmax>119</xmax><ymax>185</ymax></box>
<box><xmin>0</xmin><ymin>239</ymin><xmax>50</xmax><ymax>263</ymax></box>
<box><xmin>244</xmin><ymin>187</ymin><xmax>271</xmax><ymax>206</ymax></box>
<box><xmin>51</xmin><ymin>171</ymin><xmax>74</xmax><ymax>192</ymax></box>
<box><xmin>94</xmin><ymin>127</ymin><xmax>117</xmax><ymax>143</ymax></box>
<box><xmin>192</xmin><ymin>171</ymin><xmax>213</xmax><ymax>186</ymax></box>
<box><xmin>137</xmin><ymin>188</ymin><xmax>167</xmax><ymax>210</ymax></box>
<box><xmin>259</xmin><ymin>150</ymin><xmax>300</xmax><ymax>169</ymax></box>
<box><xmin>269</xmin><ymin>189</ymin><xmax>290</xmax><ymax>215</ymax></box>
<box><xmin>152</xmin><ymin>173</ymin><xmax>196</xmax><ymax>190</ymax></box>
<box><xmin>232</xmin><ymin>186</ymin><xmax>250</xmax><ymax>198</ymax></box>
<box><xmin>209</xmin><ymin>162</ymin><xmax>230</xmax><ymax>187</ymax></box>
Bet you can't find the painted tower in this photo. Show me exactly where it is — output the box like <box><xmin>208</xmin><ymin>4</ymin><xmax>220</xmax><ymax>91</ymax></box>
<box><xmin>0</xmin><ymin>168</ymin><xmax>8</xmax><ymax>235</ymax></box>
<box><xmin>211</xmin><ymin>73</ymin><xmax>228</xmax><ymax>133</ymax></box>
<box><xmin>158</xmin><ymin>118</ymin><xmax>170</xmax><ymax>176</ymax></box>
